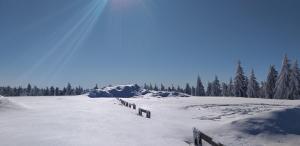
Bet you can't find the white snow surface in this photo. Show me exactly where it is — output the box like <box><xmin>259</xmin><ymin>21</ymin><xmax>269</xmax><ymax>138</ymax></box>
<box><xmin>88</xmin><ymin>84</ymin><xmax>189</xmax><ymax>98</ymax></box>
<box><xmin>0</xmin><ymin>96</ymin><xmax>300</xmax><ymax>146</ymax></box>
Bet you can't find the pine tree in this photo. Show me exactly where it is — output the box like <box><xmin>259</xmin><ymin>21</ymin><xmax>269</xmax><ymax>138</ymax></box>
<box><xmin>66</xmin><ymin>83</ymin><xmax>72</xmax><ymax>95</ymax></box>
<box><xmin>94</xmin><ymin>84</ymin><xmax>99</xmax><ymax>90</ymax></box>
<box><xmin>196</xmin><ymin>76</ymin><xmax>205</xmax><ymax>96</ymax></box>
<box><xmin>171</xmin><ymin>85</ymin><xmax>176</xmax><ymax>91</ymax></box>
<box><xmin>274</xmin><ymin>55</ymin><xmax>291</xmax><ymax>99</ymax></box>
<box><xmin>247</xmin><ymin>69</ymin><xmax>259</xmax><ymax>98</ymax></box>
<box><xmin>221</xmin><ymin>83</ymin><xmax>228</xmax><ymax>96</ymax></box>
<box><xmin>185</xmin><ymin>83</ymin><xmax>192</xmax><ymax>95</ymax></box>
<box><xmin>26</xmin><ymin>84</ymin><xmax>32</xmax><ymax>96</ymax></box>
<box><xmin>228</xmin><ymin>78</ymin><xmax>234</xmax><ymax>96</ymax></box>
<box><xmin>154</xmin><ymin>84</ymin><xmax>158</xmax><ymax>91</ymax></box>
<box><xmin>265</xmin><ymin>65</ymin><xmax>278</xmax><ymax>99</ymax></box>
<box><xmin>234</xmin><ymin>61</ymin><xmax>248</xmax><ymax>97</ymax></box>
<box><xmin>288</xmin><ymin>60</ymin><xmax>300</xmax><ymax>99</ymax></box>
<box><xmin>191</xmin><ymin>86</ymin><xmax>196</xmax><ymax>96</ymax></box>
<box><xmin>211</xmin><ymin>76</ymin><xmax>221</xmax><ymax>96</ymax></box>
<box><xmin>160</xmin><ymin>84</ymin><xmax>165</xmax><ymax>91</ymax></box>
<box><xmin>50</xmin><ymin>86</ymin><xmax>55</xmax><ymax>96</ymax></box>
<box><xmin>206</xmin><ymin>82</ymin><xmax>213</xmax><ymax>96</ymax></box>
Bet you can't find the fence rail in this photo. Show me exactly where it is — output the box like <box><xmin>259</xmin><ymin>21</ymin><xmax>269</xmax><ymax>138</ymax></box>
<box><xmin>116</xmin><ymin>98</ymin><xmax>151</xmax><ymax>119</ymax></box>
<box><xmin>193</xmin><ymin>128</ymin><xmax>224</xmax><ymax>146</ymax></box>
<box><xmin>138</xmin><ymin>108</ymin><xmax>151</xmax><ymax>118</ymax></box>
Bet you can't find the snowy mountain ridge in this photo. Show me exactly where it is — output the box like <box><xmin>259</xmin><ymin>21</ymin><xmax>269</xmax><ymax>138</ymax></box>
<box><xmin>88</xmin><ymin>84</ymin><xmax>190</xmax><ymax>98</ymax></box>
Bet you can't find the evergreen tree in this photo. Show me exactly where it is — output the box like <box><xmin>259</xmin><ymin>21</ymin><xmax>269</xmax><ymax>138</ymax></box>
<box><xmin>259</xmin><ymin>81</ymin><xmax>266</xmax><ymax>98</ymax></box>
<box><xmin>234</xmin><ymin>61</ymin><xmax>248</xmax><ymax>97</ymax></box>
<box><xmin>153</xmin><ymin>84</ymin><xmax>159</xmax><ymax>91</ymax></box>
<box><xmin>274</xmin><ymin>55</ymin><xmax>291</xmax><ymax>99</ymax></box>
<box><xmin>50</xmin><ymin>86</ymin><xmax>55</xmax><ymax>96</ymax></box>
<box><xmin>191</xmin><ymin>86</ymin><xmax>196</xmax><ymax>96</ymax></box>
<box><xmin>288</xmin><ymin>60</ymin><xmax>300</xmax><ymax>99</ymax></box>
<box><xmin>55</xmin><ymin>87</ymin><xmax>60</xmax><ymax>96</ymax></box>
<box><xmin>160</xmin><ymin>84</ymin><xmax>165</xmax><ymax>91</ymax></box>
<box><xmin>171</xmin><ymin>85</ymin><xmax>176</xmax><ymax>91</ymax></box>
<box><xmin>149</xmin><ymin>84</ymin><xmax>153</xmax><ymax>90</ymax></box>
<box><xmin>94</xmin><ymin>84</ymin><xmax>99</xmax><ymax>90</ymax></box>
<box><xmin>228</xmin><ymin>78</ymin><xmax>234</xmax><ymax>96</ymax></box>
<box><xmin>206</xmin><ymin>82</ymin><xmax>213</xmax><ymax>96</ymax></box>
<box><xmin>221</xmin><ymin>83</ymin><xmax>228</xmax><ymax>96</ymax></box>
<box><xmin>66</xmin><ymin>83</ymin><xmax>72</xmax><ymax>95</ymax></box>
<box><xmin>196</xmin><ymin>76</ymin><xmax>205</xmax><ymax>96</ymax></box>
<box><xmin>185</xmin><ymin>83</ymin><xmax>192</xmax><ymax>95</ymax></box>
<box><xmin>247</xmin><ymin>69</ymin><xmax>259</xmax><ymax>98</ymax></box>
<box><xmin>26</xmin><ymin>84</ymin><xmax>32</xmax><ymax>96</ymax></box>
<box><xmin>265</xmin><ymin>65</ymin><xmax>278</xmax><ymax>99</ymax></box>
<box><xmin>211</xmin><ymin>76</ymin><xmax>221</xmax><ymax>96</ymax></box>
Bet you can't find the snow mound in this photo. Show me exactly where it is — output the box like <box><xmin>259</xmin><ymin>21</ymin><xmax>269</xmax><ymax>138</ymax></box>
<box><xmin>0</xmin><ymin>97</ymin><xmax>24</xmax><ymax>110</ymax></box>
<box><xmin>88</xmin><ymin>84</ymin><xmax>190</xmax><ymax>98</ymax></box>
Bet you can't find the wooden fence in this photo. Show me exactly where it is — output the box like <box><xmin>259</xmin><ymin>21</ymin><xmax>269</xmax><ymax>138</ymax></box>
<box><xmin>138</xmin><ymin>108</ymin><xmax>151</xmax><ymax>118</ymax></box>
<box><xmin>118</xmin><ymin>98</ymin><xmax>136</xmax><ymax>110</ymax></box>
<box><xmin>116</xmin><ymin>98</ymin><xmax>151</xmax><ymax>119</ymax></box>
<box><xmin>193</xmin><ymin>128</ymin><xmax>224</xmax><ymax>146</ymax></box>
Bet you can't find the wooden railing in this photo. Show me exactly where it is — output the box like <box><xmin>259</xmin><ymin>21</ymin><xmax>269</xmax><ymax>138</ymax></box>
<box><xmin>193</xmin><ymin>128</ymin><xmax>224</xmax><ymax>146</ymax></box>
<box><xmin>138</xmin><ymin>108</ymin><xmax>151</xmax><ymax>118</ymax></box>
<box><xmin>116</xmin><ymin>98</ymin><xmax>151</xmax><ymax>119</ymax></box>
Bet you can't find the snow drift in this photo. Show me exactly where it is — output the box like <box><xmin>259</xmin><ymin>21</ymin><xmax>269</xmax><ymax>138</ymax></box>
<box><xmin>88</xmin><ymin>84</ymin><xmax>190</xmax><ymax>98</ymax></box>
<box><xmin>0</xmin><ymin>96</ymin><xmax>24</xmax><ymax>110</ymax></box>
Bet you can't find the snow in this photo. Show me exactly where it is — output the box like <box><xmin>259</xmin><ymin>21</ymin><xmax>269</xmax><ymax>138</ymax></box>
<box><xmin>88</xmin><ymin>84</ymin><xmax>189</xmax><ymax>98</ymax></box>
<box><xmin>0</xmin><ymin>96</ymin><xmax>299</xmax><ymax>146</ymax></box>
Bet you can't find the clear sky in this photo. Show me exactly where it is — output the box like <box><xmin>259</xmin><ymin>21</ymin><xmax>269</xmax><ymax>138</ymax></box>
<box><xmin>0</xmin><ymin>0</ymin><xmax>300</xmax><ymax>88</ymax></box>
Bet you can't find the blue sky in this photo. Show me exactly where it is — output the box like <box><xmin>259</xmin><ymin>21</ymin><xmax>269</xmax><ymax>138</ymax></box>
<box><xmin>0</xmin><ymin>0</ymin><xmax>300</xmax><ymax>88</ymax></box>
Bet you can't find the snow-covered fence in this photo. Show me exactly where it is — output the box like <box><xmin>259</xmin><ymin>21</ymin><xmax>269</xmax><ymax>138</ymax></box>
<box><xmin>117</xmin><ymin>98</ymin><xmax>136</xmax><ymax>110</ymax></box>
<box><xmin>138</xmin><ymin>108</ymin><xmax>151</xmax><ymax>118</ymax></box>
<box><xmin>193</xmin><ymin>128</ymin><xmax>224</xmax><ymax>146</ymax></box>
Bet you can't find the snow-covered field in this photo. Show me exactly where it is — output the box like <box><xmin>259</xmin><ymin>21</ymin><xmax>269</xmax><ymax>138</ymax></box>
<box><xmin>0</xmin><ymin>95</ymin><xmax>299</xmax><ymax>146</ymax></box>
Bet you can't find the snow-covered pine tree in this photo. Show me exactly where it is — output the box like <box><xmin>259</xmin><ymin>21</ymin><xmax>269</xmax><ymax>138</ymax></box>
<box><xmin>26</xmin><ymin>84</ymin><xmax>32</xmax><ymax>96</ymax></box>
<box><xmin>191</xmin><ymin>86</ymin><xmax>196</xmax><ymax>96</ymax></box>
<box><xmin>228</xmin><ymin>78</ymin><xmax>234</xmax><ymax>96</ymax></box>
<box><xmin>211</xmin><ymin>76</ymin><xmax>221</xmax><ymax>96</ymax></box>
<box><xmin>265</xmin><ymin>65</ymin><xmax>278</xmax><ymax>99</ymax></box>
<box><xmin>206</xmin><ymin>82</ymin><xmax>212</xmax><ymax>96</ymax></box>
<box><xmin>160</xmin><ymin>84</ymin><xmax>165</xmax><ymax>91</ymax></box>
<box><xmin>149</xmin><ymin>84</ymin><xmax>153</xmax><ymax>90</ymax></box>
<box><xmin>247</xmin><ymin>69</ymin><xmax>259</xmax><ymax>98</ymax></box>
<box><xmin>154</xmin><ymin>84</ymin><xmax>159</xmax><ymax>91</ymax></box>
<box><xmin>259</xmin><ymin>81</ymin><xmax>266</xmax><ymax>98</ymax></box>
<box><xmin>234</xmin><ymin>61</ymin><xmax>248</xmax><ymax>97</ymax></box>
<box><xmin>185</xmin><ymin>83</ymin><xmax>192</xmax><ymax>95</ymax></box>
<box><xmin>94</xmin><ymin>84</ymin><xmax>99</xmax><ymax>90</ymax></box>
<box><xmin>288</xmin><ymin>60</ymin><xmax>300</xmax><ymax>99</ymax></box>
<box><xmin>196</xmin><ymin>76</ymin><xmax>205</xmax><ymax>96</ymax></box>
<box><xmin>274</xmin><ymin>55</ymin><xmax>291</xmax><ymax>99</ymax></box>
<box><xmin>221</xmin><ymin>83</ymin><xmax>228</xmax><ymax>96</ymax></box>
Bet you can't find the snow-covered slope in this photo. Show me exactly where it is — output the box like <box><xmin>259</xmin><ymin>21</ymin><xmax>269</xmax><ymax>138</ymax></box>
<box><xmin>212</xmin><ymin>106</ymin><xmax>300</xmax><ymax>146</ymax></box>
<box><xmin>88</xmin><ymin>84</ymin><xmax>189</xmax><ymax>98</ymax></box>
<box><xmin>0</xmin><ymin>96</ymin><xmax>299</xmax><ymax>146</ymax></box>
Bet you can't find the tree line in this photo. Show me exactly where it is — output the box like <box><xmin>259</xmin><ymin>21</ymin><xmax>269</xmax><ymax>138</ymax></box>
<box><xmin>144</xmin><ymin>55</ymin><xmax>300</xmax><ymax>100</ymax></box>
<box><xmin>0</xmin><ymin>83</ymin><xmax>87</xmax><ymax>97</ymax></box>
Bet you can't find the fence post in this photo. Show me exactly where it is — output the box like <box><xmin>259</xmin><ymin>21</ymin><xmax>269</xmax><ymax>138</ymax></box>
<box><xmin>146</xmin><ymin>111</ymin><xmax>151</xmax><ymax>118</ymax></box>
<box><xmin>193</xmin><ymin>128</ymin><xmax>202</xmax><ymax>146</ymax></box>
<box><xmin>138</xmin><ymin>108</ymin><xmax>142</xmax><ymax>116</ymax></box>
<box><xmin>132</xmin><ymin>104</ymin><xmax>136</xmax><ymax>109</ymax></box>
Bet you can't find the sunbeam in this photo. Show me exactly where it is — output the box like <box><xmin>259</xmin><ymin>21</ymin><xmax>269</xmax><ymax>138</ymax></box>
<box><xmin>16</xmin><ymin>0</ymin><xmax>108</xmax><ymax>85</ymax></box>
